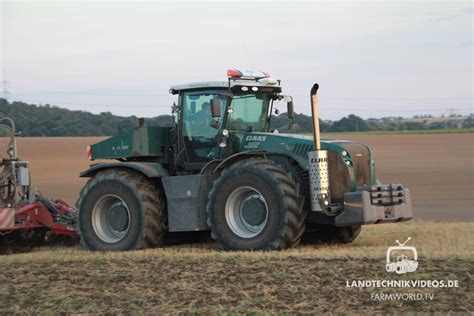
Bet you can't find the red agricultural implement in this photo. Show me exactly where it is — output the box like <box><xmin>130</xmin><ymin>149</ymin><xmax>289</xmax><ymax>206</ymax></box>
<box><xmin>0</xmin><ymin>118</ymin><xmax>76</xmax><ymax>246</ymax></box>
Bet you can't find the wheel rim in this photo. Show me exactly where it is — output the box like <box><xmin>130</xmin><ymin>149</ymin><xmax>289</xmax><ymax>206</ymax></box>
<box><xmin>225</xmin><ymin>186</ymin><xmax>268</xmax><ymax>238</ymax></box>
<box><xmin>92</xmin><ymin>194</ymin><xmax>130</xmax><ymax>243</ymax></box>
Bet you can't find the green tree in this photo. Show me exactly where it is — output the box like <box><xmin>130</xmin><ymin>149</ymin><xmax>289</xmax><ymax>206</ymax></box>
<box><xmin>330</xmin><ymin>114</ymin><xmax>368</xmax><ymax>132</ymax></box>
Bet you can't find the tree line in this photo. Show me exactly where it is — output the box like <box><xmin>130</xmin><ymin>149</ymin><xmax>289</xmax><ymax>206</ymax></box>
<box><xmin>0</xmin><ymin>98</ymin><xmax>471</xmax><ymax>136</ymax></box>
<box><xmin>0</xmin><ymin>99</ymin><xmax>174</xmax><ymax>136</ymax></box>
<box><xmin>271</xmin><ymin>113</ymin><xmax>473</xmax><ymax>133</ymax></box>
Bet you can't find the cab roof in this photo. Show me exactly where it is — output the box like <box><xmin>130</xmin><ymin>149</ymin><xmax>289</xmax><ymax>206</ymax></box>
<box><xmin>169</xmin><ymin>81</ymin><xmax>228</xmax><ymax>94</ymax></box>
<box><xmin>169</xmin><ymin>79</ymin><xmax>282</xmax><ymax>95</ymax></box>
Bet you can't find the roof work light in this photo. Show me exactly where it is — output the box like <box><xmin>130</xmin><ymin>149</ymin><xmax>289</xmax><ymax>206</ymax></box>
<box><xmin>226</xmin><ymin>68</ymin><xmax>271</xmax><ymax>79</ymax></box>
<box><xmin>227</xmin><ymin>68</ymin><xmax>277</xmax><ymax>85</ymax></box>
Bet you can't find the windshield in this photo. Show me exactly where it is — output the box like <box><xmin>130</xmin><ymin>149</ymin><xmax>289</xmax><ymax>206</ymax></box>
<box><xmin>227</xmin><ymin>93</ymin><xmax>271</xmax><ymax>132</ymax></box>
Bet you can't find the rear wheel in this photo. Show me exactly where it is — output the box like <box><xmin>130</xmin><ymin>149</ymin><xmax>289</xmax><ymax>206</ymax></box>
<box><xmin>207</xmin><ymin>159</ymin><xmax>305</xmax><ymax>250</ymax></box>
<box><xmin>77</xmin><ymin>169</ymin><xmax>167</xmax><ymax>251</ymax></box>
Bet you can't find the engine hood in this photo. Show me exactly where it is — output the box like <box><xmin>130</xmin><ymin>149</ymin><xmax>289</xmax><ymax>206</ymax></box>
<box><xmin>233</xmin><ymin>132</ymin><xmax>370</xmax><ymax>166</ymax></box>
<box><xmin>229</xmin><ymin>131</ymin><xmax>376</xmax><ymax>196</ymax></box>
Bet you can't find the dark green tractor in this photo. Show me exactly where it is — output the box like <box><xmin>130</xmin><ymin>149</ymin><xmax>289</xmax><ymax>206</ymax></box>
<box><xmin>77</xmin><ymin>69</ymin><xmax>413</xmax><ymax>251</ymax></box>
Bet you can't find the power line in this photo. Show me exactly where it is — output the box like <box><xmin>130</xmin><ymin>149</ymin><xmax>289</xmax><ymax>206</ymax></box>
<box><xmin>15</xmin><ymin>91</ymin><xmax>172</xmax><ymax>97</ymax></box>
<box><xmin>10</xmin><ymin>98</ymin><xmax>173</xmax><ymax>108</ymax></box>
<box><xmin>294</xmin><ymin>107</ymin><xmax>473</xmax><ymax>112</ymax></box>
<box><xmin>13</xmin><ymin>91</ymin><xmax>473</xmax><ymax>101</ymax></box>
<box><xmin>300</xmin><ymin>95</ymin><xmax>473</xmax><ymax>101</ymax></box>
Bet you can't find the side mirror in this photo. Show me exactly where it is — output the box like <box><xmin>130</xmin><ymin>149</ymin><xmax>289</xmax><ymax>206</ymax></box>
<box><xmin>210</xmin><ymin>99</ymin><xmax>221</xmax><ymax>118</ymax></box>
<box><xmin>287</xmin><ymin>100</ymin><xmax>294</xmax><ymax>119</ymax></box>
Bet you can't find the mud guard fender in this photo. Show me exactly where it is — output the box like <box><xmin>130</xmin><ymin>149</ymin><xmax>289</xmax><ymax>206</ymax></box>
<box><xmin>80</xmin><ymin>162</ymin><xmax>170</xmax><ymax>178</ymax></box>
<box><xmin>207</xmin><ymin>151</ymin><xmax>304</xmax><ymax>176</ymax></box>
<box><xmin>208</xmin><ymin>151</ymin><xmax>267</xmax><ymax>173</ymax></box>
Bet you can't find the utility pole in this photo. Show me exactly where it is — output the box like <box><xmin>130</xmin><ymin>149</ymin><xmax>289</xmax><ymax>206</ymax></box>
<box><xmin>1</xmin><ymin>68</ymin><xmax>8</xmax><ymax>102</ymax></box>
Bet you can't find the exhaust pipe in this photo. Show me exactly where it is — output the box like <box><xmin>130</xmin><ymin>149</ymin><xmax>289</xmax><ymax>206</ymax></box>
<box><xmin>308</xmin><ymin>84</ymin><xmax>330</xmax><ymax>212</ymax></box>
<box><xmin>310</xmin><ymin>84</ymin><xmax>321</xmax><ymax>150</ymax></box>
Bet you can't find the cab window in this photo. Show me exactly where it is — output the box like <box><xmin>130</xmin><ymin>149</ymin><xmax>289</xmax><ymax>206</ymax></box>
<box><xmin>182</xmin><ymin>90</ymin><xmax>228</xmax><ymax>160</ymax></box>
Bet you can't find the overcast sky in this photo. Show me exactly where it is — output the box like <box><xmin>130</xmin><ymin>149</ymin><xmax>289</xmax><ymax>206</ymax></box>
<box><xmin>1</xmin><ymin>0</ymin><xmax>472</xmax><ymax>120</ymax></box>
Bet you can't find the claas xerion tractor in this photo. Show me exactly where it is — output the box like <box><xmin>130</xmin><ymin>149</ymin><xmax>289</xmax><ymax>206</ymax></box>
<box><xmin>77</xmin><ymin>69</ymin><xmax>413</xmax><ymax>251</ymax></box>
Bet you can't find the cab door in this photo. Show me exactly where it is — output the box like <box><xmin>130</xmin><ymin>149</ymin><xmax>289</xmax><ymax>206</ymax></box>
<box><xmin>180</xmin><ymin>89</ymin><xmax>228</xmax><ymax>163</ymax></box>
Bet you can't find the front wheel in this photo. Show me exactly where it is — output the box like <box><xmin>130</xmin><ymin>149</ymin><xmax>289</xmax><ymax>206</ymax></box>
<box><xmin>302</xmin><ymin>224</ymin><xmax>362</xmax><ymax>244</ymax></box>
<box><xmin>206</xmin><ymin>159</ymin><xmax>305</xmax><ymax>250</ymax></box>
<box><xmin>77</xmin><ymin>169</ymin><xmax>167</xmax><ymax>251</ymax></box>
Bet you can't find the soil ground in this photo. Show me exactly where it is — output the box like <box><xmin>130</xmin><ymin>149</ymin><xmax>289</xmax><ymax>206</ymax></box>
<box><xmin>0</xmin><ymin>223</ymin><xmax>472</xmax><ymax>313</ymax></box>
<box><xmin>5</xmin><ymin>133</ymin><xmax>473</xmax><ymax>221</ymax></box>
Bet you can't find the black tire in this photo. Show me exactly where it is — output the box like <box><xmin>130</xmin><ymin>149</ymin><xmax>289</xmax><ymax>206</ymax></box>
<box><xmin>76</xmin><ymin>169</ymin><xmax>167</xmax><ymax>251</ymax></box>
<box><xmin>206</xmin><ymin>159</ymin><xmax>305</xmax><ymax>250</ymax></box>
<box><xmin>291</xmin><ymin>168</ymin><xmax>361</xmax><ymax>245</ymax></box>
<box><xmin>302</xmin><ymin>224</ymin><xmax>362</xmax><ymax>244</ymax></box>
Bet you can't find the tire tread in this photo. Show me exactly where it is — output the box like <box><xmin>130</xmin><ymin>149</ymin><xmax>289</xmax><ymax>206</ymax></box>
<box><xmin>76</xmin><ymin>169</ymin><xmax>167</xmax><ymax>251</ymax></box>
<box><xmin>207</xmin><ymin>158</ymin><xmax>305</xmax><ymax>250</ymax></box>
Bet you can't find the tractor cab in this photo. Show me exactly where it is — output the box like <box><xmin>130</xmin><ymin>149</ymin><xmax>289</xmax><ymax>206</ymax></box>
<box><xmin>169</xmin><ymin>69</ymin><xmax>293</xmax><ymax>166</ymax></box>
